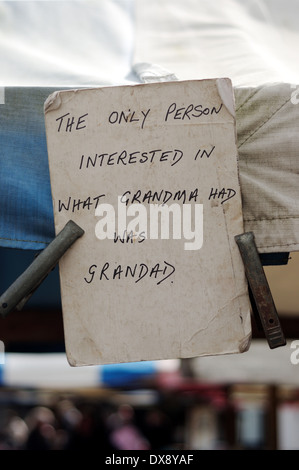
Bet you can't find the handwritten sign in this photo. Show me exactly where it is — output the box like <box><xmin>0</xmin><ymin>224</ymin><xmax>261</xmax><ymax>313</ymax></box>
<box><xmin>44</xmin><ymin>79</ymin><xmax>251</xmax><ymax>366</ymax></box>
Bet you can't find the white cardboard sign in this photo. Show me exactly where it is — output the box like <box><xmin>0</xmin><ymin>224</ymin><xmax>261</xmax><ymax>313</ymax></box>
<box><xmin>44</xmin><ymin>79</ymin><xmax>251</xmax><ymax>366</ymax></box>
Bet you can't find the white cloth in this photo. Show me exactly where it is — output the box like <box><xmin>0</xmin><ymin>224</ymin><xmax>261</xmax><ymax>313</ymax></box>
<box><xmin>135</xmin><ymin>0</ymin><xmax>299</xmax><ymax>87</ymax></box>
<box><xmin>0</xmin><ymin>0</ymin><xmax>135</xmax><ymax>87</ymax></box>
<box><xmin>135</xmin><ymin>0</ymin><xmax>299</xmax><ymax>252</ymax></box>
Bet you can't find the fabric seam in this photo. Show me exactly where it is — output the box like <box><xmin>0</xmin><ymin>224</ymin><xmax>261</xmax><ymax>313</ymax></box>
<box><xmin>0</xmin><ymin>236</ymin><xmax>49</xmax><ymax>244</ymax></box>
<box><xmin>235</xmin><ymin>88</ymin><xmax>261</xmax><ymax>113</ymax></box>
<box><xmin>238</xmin><ymin>95</ymin><xmax>291</xmax><ymax>148</ymax></box>
<box><xmin>245</xmin><ymin>215</ymin><xmax>299</xmax><ymax>222</ymax></box>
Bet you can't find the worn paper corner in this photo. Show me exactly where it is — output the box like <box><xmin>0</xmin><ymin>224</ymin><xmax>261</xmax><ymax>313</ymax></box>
<box><xmin>216</xmin><ymin>78</ymin><xmax>235</xmax><ymax>118</ymax></box>
<box><xmin>44</xmin><ymin>90</ymin><xmax>62</xmax><ymax>114</ymax></box>
<box><xmin>239</xmin><ymin>331</ymin><xmax>252</xmax><ymax>353</ymax></box>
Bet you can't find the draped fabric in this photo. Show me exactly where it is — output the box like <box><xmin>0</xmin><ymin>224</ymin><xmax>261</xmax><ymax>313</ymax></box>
<box><xmin>1</xmin><ymin>0</ymin><xmax>299</xmax><ymax>252</ymax></box>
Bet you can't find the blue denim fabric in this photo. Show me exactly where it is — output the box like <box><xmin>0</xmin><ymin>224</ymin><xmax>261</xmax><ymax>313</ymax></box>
<box><xmin>0</xmin><ymin>88</ymin><xmax>59</xmax><ymax>249</ymax></box>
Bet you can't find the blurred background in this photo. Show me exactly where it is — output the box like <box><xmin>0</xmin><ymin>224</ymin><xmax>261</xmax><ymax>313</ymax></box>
<box><xmin>0</xmin><ymin>247</ymin><xmax>298</xmax><ymax>450</ymax></box>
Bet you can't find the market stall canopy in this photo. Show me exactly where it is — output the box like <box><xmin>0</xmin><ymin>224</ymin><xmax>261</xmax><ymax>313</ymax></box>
<box><xmin>0</xmin><ymin>0</ymin><xmax>298</xmax><ymax>254</ymax></box>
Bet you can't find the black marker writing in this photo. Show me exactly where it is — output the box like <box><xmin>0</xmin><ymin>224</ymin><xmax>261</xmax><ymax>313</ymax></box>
<box><xmin>56</xmin><ymin>113</ymin><xmax>88</xmax><ymax>132</ymax></box>
<box><xmin>83</xmin><ymin>260</ymin><xmax>175</xmax><ymax>285</ymax></box>
<box><xmin>108</xmin><ymin>108</ymin><xmax>151</xmax><ymax>129</ymax></box>
<box><xmin>208</xmin><ymin>187</ymin><xmax>236</xmax><ymax>204</ymax></box>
